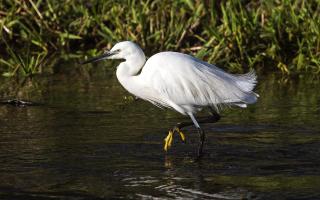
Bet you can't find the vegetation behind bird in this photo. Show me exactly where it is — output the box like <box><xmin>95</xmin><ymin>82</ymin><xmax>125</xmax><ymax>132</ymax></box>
<box><xmin>0</xmin><ymin>0</ymin><xmax>319</xmax><ymax>76</ymax></box>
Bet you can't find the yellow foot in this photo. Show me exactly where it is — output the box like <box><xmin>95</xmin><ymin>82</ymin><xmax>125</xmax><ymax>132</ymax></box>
<box><xmin>163</xmin><ymin>128</ymin><xmax>186</xmax><ymax>152</ymax></box>
<box><xmin>164</xmin><ymin>130</ymin><xmax>173</xmax><ymax>152</ymax></box>
<box><xmin>174</xmin><ymin>127</ymin><xmax>186</xmax><ymax>143</ymax></box>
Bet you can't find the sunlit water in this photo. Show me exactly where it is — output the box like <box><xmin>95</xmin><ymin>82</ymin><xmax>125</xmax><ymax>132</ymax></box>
<box><xmin>0</xmin><ymin>60</ymin><xmax>319</xmax><ymax>199</ymax></box>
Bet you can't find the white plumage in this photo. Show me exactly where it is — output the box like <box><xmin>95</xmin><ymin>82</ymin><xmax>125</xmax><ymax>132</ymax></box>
<box><xmin>140</xmin><ymin>52</ymin><xmax>258</xmax><ymax>114</ymax></box>
<box><xmin>82</xmin><ymin>41</ymin><xmax>259</xmax><ymax>157</ymax></box>
<box><xmin>107</xmin><ymin>41</ymin><xmax>258</xmax><ymax>116</ymax></box>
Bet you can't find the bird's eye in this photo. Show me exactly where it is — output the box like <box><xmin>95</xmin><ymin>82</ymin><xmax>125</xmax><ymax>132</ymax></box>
<box><xmin>114</xmin><ymin>49</ymin><xmax>121</xmax><ymax>53</ymax></box>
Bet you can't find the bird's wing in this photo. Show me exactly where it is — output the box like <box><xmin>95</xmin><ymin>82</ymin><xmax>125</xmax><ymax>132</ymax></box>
<box><xmin>141</xmin><ymin>52</ymin><xmax>258</xmax><ymax>112</ymax></box>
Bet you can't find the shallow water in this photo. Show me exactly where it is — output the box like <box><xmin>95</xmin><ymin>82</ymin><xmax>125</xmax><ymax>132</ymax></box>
<box><xmin>0</xmin><ymin>61</ymin><xmax>319</xmax><ymax>199</ymax></box>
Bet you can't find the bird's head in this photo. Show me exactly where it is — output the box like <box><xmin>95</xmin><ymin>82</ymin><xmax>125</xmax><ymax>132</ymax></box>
<box><xmin>82</xmin><ymin>41</ymin><xmax>145</xmax><ymax>64</ymax></box>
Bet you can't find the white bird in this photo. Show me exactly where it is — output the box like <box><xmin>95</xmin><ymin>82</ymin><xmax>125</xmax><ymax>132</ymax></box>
<box><xmin>82</xmin><ymin>41</ymin><xmax>258</xmax><ymax>158</ymax></box>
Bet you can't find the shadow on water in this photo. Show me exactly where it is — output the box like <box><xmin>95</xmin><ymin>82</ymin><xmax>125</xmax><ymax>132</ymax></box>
<box><xmin>0</xmin><ymin>58</ymin><xmax>320</xmax><ymax>199</ymax></box>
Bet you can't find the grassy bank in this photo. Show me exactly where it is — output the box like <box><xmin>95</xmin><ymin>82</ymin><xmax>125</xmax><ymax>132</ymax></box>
<box><xmin>0</xmin><ymin>0</ymin><xmax>319</xmax><ymax>76</ymax></box>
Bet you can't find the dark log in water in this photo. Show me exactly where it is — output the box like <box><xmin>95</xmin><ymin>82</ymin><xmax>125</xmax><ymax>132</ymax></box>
<box><xmin>0</xmin><ymin>99</ymin><xmax>42</xmax><ymax>107</ymax></box>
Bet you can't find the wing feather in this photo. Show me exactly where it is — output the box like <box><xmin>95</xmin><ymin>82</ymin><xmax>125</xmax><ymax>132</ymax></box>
<box><xmin>140</xmin><ymin>52</ymin><xmax>258</xmax><ymax>112</ymax></box>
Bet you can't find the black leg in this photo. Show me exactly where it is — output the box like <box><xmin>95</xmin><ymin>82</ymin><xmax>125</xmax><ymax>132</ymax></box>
<box><xmin>197</xmin><ymin>127</ymin><xmax>205</xmax><ymax>158</ymax></box>
<box><xmin>176</xmin><ymin>112</ymin><xmax>221</xmax><ymax>130</ymax></box>
<box><xmin>165</xmin><ymin>110</ymin><xmax>221</xmax><ymax>158</ymax></box>
<box><xmin>186</xmin><ymin>111</ymin><xmax>220</xmax><ymax>159</ymax></box>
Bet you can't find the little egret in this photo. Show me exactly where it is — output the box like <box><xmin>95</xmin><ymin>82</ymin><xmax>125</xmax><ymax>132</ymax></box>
<box><xmin>82</xmin><ymin>41</ymin><xmax>258</xmax><ymax>158</ymax></box>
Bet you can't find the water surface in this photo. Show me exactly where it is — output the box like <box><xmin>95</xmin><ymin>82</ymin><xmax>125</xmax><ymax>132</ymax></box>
<box><xmin>0</xmin><ymin>60</ymin><xmax>319</xmax><ymax>199</ymax></box>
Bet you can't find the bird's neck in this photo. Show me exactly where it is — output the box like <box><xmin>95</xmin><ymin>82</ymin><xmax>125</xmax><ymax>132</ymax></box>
<box><xmin>116</xmin><ymin>54</ymin><xmax>146</xmax><ymax>97</ymax></box>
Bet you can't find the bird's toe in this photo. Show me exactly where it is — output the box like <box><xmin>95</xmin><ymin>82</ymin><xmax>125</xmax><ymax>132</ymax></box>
<box><xmin>174</xmin><ymin>127</ymin><xmax>186</xmax><ymax>143</ymax></box>
<box><xmin>163</xmin><ymin>130</ymin><xmax>173</xmax><ymax>151</ymax></box>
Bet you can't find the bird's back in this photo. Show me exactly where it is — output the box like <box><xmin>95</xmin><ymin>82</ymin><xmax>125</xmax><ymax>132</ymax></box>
<box><xmin>140</xmin><ymin>52</ymin><xmax>258</xmax><ymax>114</ymax></box>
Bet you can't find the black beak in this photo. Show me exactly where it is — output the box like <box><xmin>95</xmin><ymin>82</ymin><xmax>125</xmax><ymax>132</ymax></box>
<box><xmin>81</xmin><ymin>51</ymin><xmax>116</xmax><ymax>65</ymax></box>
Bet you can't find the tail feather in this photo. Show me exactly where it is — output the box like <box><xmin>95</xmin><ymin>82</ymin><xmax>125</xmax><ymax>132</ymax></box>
<box><xmin>200</xmin><ymin>66</ymin><xmax>259</xmax><ymax>108</ymax></box>
<box><xmin>235</xmin><ymin>69</ymin><xmax>257</xmax><ymax>93</ymax></box>
<box><xmin>234</xmin><ymin>69</ymin><xmax>258</xmax><ymax>105</ymax></box>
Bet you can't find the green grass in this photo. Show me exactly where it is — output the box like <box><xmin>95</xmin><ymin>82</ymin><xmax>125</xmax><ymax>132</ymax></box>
<box><xmin>0</xmin><ymin>0</ymin><xmax>319</xmax><ymax>76</ymax></box>
<box><xmin>0</xmin><ymin>39</ymin><xmax>49</xmax><ymax>76</ymax></box>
